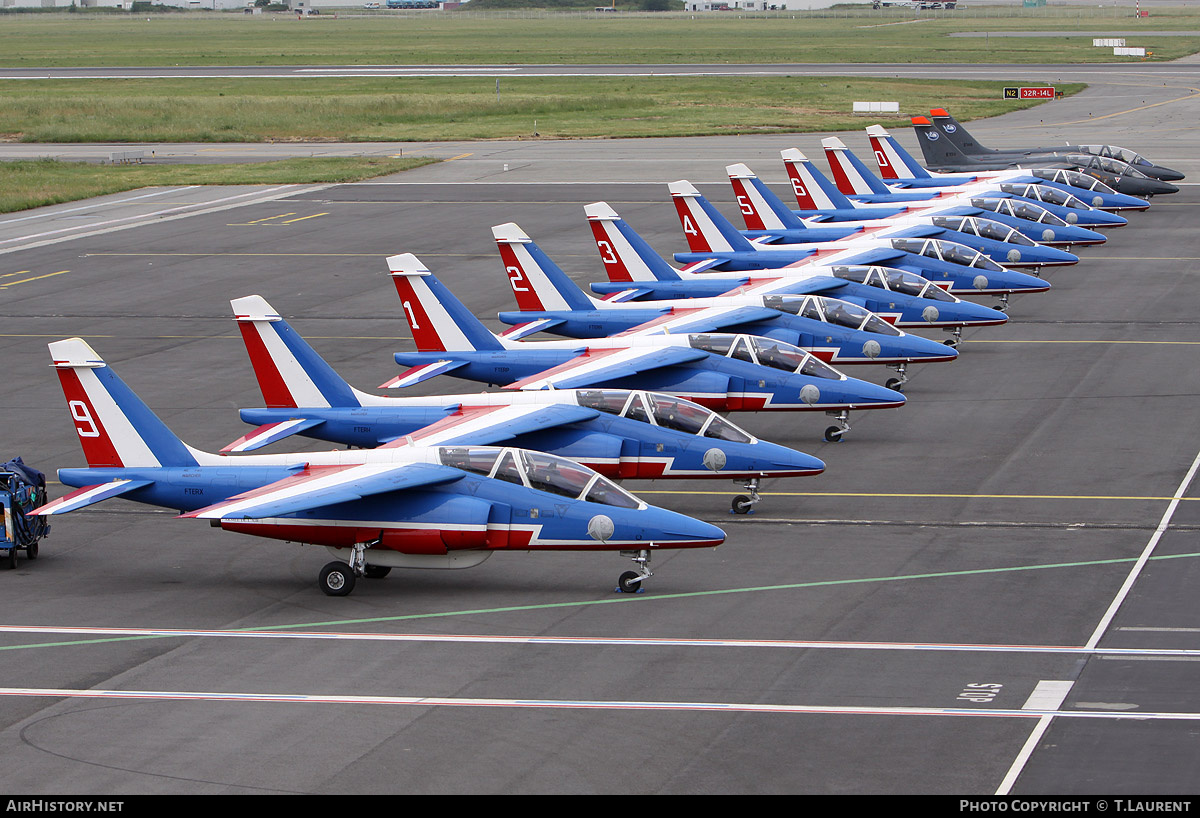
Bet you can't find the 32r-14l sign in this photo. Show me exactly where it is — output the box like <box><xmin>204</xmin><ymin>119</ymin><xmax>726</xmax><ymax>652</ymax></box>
<box><xmin>1004</xmin><ymin>87</ymin><xmax>1056</xmax><ymax>99</ymax></box>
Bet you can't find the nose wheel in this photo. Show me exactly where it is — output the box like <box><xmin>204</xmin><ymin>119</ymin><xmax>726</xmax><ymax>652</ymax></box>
<box><xmin>824</xmin><ymin>410</ymin><xmax>851</xmax><ymax>442</ymax></box>
<box><xmin>943</xmin><ymin>326</ymin><xmax>962</xmax><ymax>348</ymax></box>
<box><xmin>994</xmin><ymin>293</ymin><xmax>1010</xmax><ymax>312</ymax></box>
<box><xmin>884</xmin><ymin>362</ymin><xmax>908</xmax><ymax>393</ymax></box>
<box><xmin>731</xmin><ymin>478</ymin><xmax>760</xmax><ymax>515</ymax></box>
<box><xmin>617</xmin><ymin>549</ymin><xmax>652</xmax><ymax>593</ymax></box>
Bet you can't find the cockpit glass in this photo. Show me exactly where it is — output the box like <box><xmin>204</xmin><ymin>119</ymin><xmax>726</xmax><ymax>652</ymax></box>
<box><xmin>520</xmin><ymin>450</ymin><xmax>595</xmax><ymax>500</ymax></box>
<box><xmin>646</xmin><ymin>394</ymin><xmax>711</xmax><ymax>435</ymax></box>
<box><xmin>577</xmin><ymin>390</ymin><xmax>630</xmax><ymax>416</ymax></box>
<box><xmin>690</xmin><ymin>334</ymin><xmax>734</xmax><ymax>357</ymax></box>
<box><xmin>800</xmin><ymin>355</ymin><xmax>840</xmax><ymax>380</ymax></box>
<box><xmin>440</xmin><ymin>447</ymin><xmax>500</xmax><ymax>476</ymax></box>
<box><xmin>748</xmin><ymin>337</ymin><xmax>810</xmax><ymax>373</ymax></box>
<box><xmin>931</xmin><ymin>216</ymin><xmax>970</xmax><ymax>234</ymax></box>
<box><xmin>491</xmin><ymin>450</ymin><xmax>525</xmax><ymax>486</ymax></box>
<box><xmin>761</xmin><ymin>295</ymin><xmax>804</xmax><ymax>316</ymax></box>
<box><xmin>703</xmin><ymin>414</ymin><xmax>753</xmax><ymax>444</ymax></box>
<box><xmin>831</xmin><ymin>266</ymin><xmax>869</xmax><ymax>285</ymax></box>
<box><xmin>918</xmin><ymin>281</ymin><xmax>955</xmax><ymax>302</ymax></box>
<box><xmin>819</xmin><ymin>299</ymin><xmax>870</xmax><ymax>330</ymax></box>
<box><xmin>884</xmin><ymin>268</ymin><xmax>927</xmax><ymax>296</ymax></box>
<box><xmin>584</xmin><ymin>475</ymin><xmax>642</xmax><ymax>509</ymax></box>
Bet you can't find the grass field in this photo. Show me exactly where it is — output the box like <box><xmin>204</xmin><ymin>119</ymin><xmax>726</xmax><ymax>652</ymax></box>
<box><xmin>0</xmin><ymin>7</ymin><xmax>1181</xmax><ymax>212</ymax></box>
<box><xmin>0</xmin><ymin>156</ymin><xmax>437</xmax><ymax>213</ymax></box>
<box><xmin>0</xmin><ymin>76</ymin><xmax>1081</xmax><ymax>143</ymax></box>
<box><xmin>1</xmin><ymin>11</ymin><xmax>1198</xmax><ymax>66</ymax></box>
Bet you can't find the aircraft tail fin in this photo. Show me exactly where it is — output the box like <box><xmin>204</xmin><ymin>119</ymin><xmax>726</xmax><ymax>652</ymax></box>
<box><xmin>726</xmin><ymin>163</ymin><xmax>807</xmax><ymax>231</ymax></box>
<box><xmin>48</xmin><ymin>338</ymin><xmax>201</xmax><ymax>469</ymax></box>
<box><xmin>584</xmin><ymin>202</ymin><xmax>685</xmax><ymax>283</ymax></box>
<box><xmin>387</xmin><ymin>254</ymin><xmax>506</xmax><ymax>353</ymax></box>
<box><xmin>821</xmin><ymin>137</ymin><xmax>893</xmax><ymax>195</ymax></box>
<box><xmin>230</xmin><ymin>295</ymin><xmax>364</xmax><ymax>410</ymax></box>
<box><xmin>668</xmin><ymin>180</ymin><xmax>756</xmax><ymax>253</ymax></box>
<box><xmin>911</xmin><ymin>115</ymin><xmax>977</xmax><ymax>169</ymax></box>
<box><xmin>865</xmin><ymin>124</ymin><xmax>932</xmax><ymax>181</ymax></box>
<box><xmin>929</xmin><ymin>108</ymin><xmax>992</xmax><ymax>155</ymax></box>
<box><xmin>780</xmin><ymin>149</ymin><xmax>857</xmax><ymax>211</ymax></box>
<box><xmin>493</xmin><ymin>222</ymin><xmax>595</xmax><ymax>312</ymax></box>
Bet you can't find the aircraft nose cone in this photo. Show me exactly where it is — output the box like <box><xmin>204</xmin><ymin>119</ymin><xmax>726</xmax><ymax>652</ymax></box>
<box><xmin>954</xmin><ymin>300</ymin><xmax>1008</xmax><ymax>326</ymax></box>
<box><xmin>847</xmin><ymin>378</ymin><xmax>906</xmax><ymax>408</ymax></box>
<box><xmin>658</xmin><ymin>512</ymin><xmax>727</xmax><ymax>546</ymax></box>
<box><xmin>905</xmin><ymin>333</ymin><xmax>958</xmax><ymax>361</ymax></box>
<box><xmin>998</xmin><ymin>268</ymin><xmax>1052</xmax><ymax>294</ymax></box>
<box><xmin>1041</xmin><ymin>246</ymin><xmax>1078</xmax><ymax>265</ymax></box>
<box><xmin>757</xmin><ymin>441</ymin><xmax>825</xmax><ymax>476</ymax></box>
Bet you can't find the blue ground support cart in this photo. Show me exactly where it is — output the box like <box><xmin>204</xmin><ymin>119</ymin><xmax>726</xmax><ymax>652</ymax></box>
<box><xmin>1</xmin><ymin>458</ymin><xmax>49</xmax><ymax>569</ymax></box>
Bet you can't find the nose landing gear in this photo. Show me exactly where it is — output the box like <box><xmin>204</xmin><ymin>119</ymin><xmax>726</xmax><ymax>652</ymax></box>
<box><xmin>884</xmin><ymin>362</ymin><xmax>909</xmax><ymax>393</ymax></box>
<box><xmin>731</xmin><ymin>477</ymin><xmax>761</xmax><ymax>514</ymax></box>
<box><xmin>824</xmin><ymin>410</ymin><xmax>851</xmax><ymax>442</ymax></box>
<box><xmin>617</xmin><ymin>548</ymin><xmax>653</xmax><ymax>593</ymax></box>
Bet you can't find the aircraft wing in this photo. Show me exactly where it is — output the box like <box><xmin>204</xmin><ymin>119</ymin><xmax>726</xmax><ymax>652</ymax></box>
<box><xmin>736</xmin><ymin>276</ymin><xmax>851</xmax><ymax>297</ymax></box>
<box><xmin>812</xmin><ymin>246</ymin><xmax>908</xmax><ymax>267</ymax></box>
<box><xmin>379</xmin><ymin>359</ymin><xmax>469</xmax><ymax>389</ymax></box>
<box><xmin>678</xmin><ymin>258</ymin><xmax>727</xmax><ymax>275</ymax></box>
<box><xmin>30</xmin><ymin>479</ymin><xmax>154</xmax><ymax>515</ymax></box>
<box><xmin>622</xmin><ymin>305</ymin><xmax>783</xmax><ymax>336</ymax></box>
<box><xmin>499</xmin><ymin>318</ymin><xmax>566</xmax><ymax>341</ymax></box>
<box><xmin>220</xmin><ymin>418</ymin><xmax>328</xmax><ymax>454</ymax></box>
<box><xmin>180</xmin><ymin>462</ymin><xmax>465</xmax><ymax>520</ymax></box>
<box><xmin>505</xmin><ymin>345</ymin><xmax>708</xmax><ymax>391</ymax></box>
<box><xmin>378</xmin><ymin>403</ymin><xmax>601</xmax><ymax>448</ymax></box>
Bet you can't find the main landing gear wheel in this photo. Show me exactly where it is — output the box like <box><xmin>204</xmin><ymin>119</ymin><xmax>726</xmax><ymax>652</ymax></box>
<box><xmin>617</xmin><ymin>571</ymin><xmax>643</xmax><ymax>594</ymax></box>
<box><xmin>319</xmin><ymin>561</ymin><xmax>356</xmax><ymax>597</ymax></box>
<box><xmin>364</xmin><ymin>565</ymin><xmax>391</xmax><ymax>579</ymax></box>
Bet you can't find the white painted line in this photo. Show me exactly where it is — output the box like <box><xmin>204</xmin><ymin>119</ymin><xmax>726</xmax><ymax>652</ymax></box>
<box><xmin>1086</xmin><ymin>446</ymin><xmax>1200</xmax><ymax>650</ymax></box>
<box><xmin>1021</xmin><ymin>680</ymin><xmax>1073</xmax><ymax>711</ymax></box>
<box><xmin>998</xmin><ymin>446</ymin><xmax>1200</xmax><ymax>795</ymax></box>
<box><xmin>0</xmin><ymin>186</ymin><xmax>199</xmax><ymax>227</ymax></box>
<box><xmin>5</xmin><ymin>625</ymin><xmax>1200</xmax><ymax>657</ymax></box>
<box><xmin>0</xmin><ymin>184</ymin><xmax>333</xmax><ymax>255</ymax></box>
<box><xmin>3</xmin><ymin>685</ymin><xmax>1200</xmax><ymax>722</ymax></box>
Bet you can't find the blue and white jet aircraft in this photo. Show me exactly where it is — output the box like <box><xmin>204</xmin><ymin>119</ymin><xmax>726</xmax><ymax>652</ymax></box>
<box><xmin>226</xmin><ymin>294</ymin><xmax>826</xmax><ymax>514</ymax></box>
<box><xmin>813</xmin><ymin>139</ymin><xmax>1133</xmax><ymax>226</ymax></box>
<box><xmin>580</xmin><ymin>201</ymin><xmax>1008</xmax><ymax>348</ymax></box>
<box><xmin>491</xmin><ymin>222</ymin><xmax>958</xmax><ymax>392</ymax></box>
<box><xmin>722</xmin><ymin>165</ymin><xmax>1079</xmax><ymax>267</ymax></box>
<box><xmin>382</xmin><ymin>254</ymin><xmax>907</xmax><ymax>442</ymax></box>
<box><xmin>32</xmin><ymin>338</ymin><xmax>726</xmax><ymax>596</ymax></box>
<box><xmin>665</xmin><ymin>180</ymin><xmax>1052</xmax><ymax>310</ymax></box>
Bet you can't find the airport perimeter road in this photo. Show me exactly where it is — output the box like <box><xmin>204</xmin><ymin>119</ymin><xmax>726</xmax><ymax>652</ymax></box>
<box><xmin>0</xmin><ymin>75</ymin><xmax>1198</xmax><ymax>795</ymax></box>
